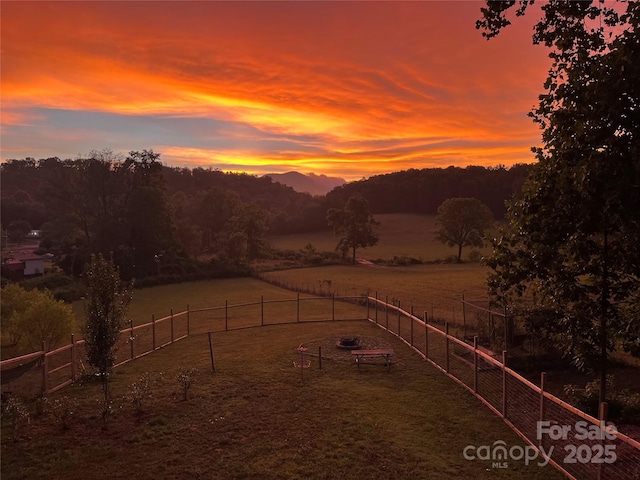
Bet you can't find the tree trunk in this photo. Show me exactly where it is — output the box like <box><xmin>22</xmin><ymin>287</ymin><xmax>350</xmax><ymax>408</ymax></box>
<box><xmin>101</xmin><ymin>372</ymin><xmax>110</xmax><ymax>425</ymax></box>
<box><xmin>599</xmin><ymin>226</ymin><xmax>609</xmax><ymax>405</ymax></box>
<box><xmin>457</xmin><ymin>244</ymin><xmax>463</xmax><ymax>262</ymax></box>
<box><xmin>352</xmin><ymin>245</ymin><xmax>357</xmax><ymax>265</ymax></box>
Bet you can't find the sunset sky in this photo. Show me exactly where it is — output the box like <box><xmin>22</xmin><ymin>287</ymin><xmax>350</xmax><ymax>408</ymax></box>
<box><xmin>1</xmin><ymin>1</ymin><xmax>551</xmax><ymax>181</ymax></box>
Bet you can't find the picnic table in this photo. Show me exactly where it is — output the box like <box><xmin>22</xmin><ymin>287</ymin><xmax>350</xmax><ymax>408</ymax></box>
<box><xmin>351</xmin><ymin>349</ymin><xmax>394</xmax><ymax>367</ymax></box>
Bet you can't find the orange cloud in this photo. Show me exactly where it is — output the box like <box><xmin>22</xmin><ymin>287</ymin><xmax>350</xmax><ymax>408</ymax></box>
<box><xmin>1</xmin><ymin>1</ymin><xmax>551</xmax><ymax>180</ymax></box>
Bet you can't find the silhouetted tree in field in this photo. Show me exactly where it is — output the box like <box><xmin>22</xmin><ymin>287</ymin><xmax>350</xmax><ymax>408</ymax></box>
<box><xmin>435</xmin><ymin>197</ymin><xmax>493</xmax><ymax>262</ymax></box>
<box><xmin>327</xmin><ymin>195</ymin><xmax>380</xmax><ymax>264</ymax></box>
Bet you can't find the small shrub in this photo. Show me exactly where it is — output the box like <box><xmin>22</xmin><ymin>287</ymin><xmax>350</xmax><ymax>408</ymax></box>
<box><xmin>33</xmin><ymin>394</ymin><xmax>48</xmax><ymax>417</ymax></box>
<box><xmin>176</xmin><ymin>367</ymin><xmax>198</xmax><ymax>401</ymax></box>
<box><xmin>564</xmin><ymin>375</ymin><xmax>640</xmax><ymax>425</ymax></box>
<box><xmin>2</xmin><ymin>396</ymin><xmax>29</xmax><ymax>441</ymax></box>
<box><xmin>611</xmin><ymin>391</ymin><xmax>640</xmax><ymax>425</ymax></box>
<box><xmin>20</xmin><ymin>272</ymin><xmax>74</xmax><ymax>291</ymax></box>
<box><xmin>95</xmin><ymin>395</ymin><xmax>114</xmax><ymax>426</ymax></box>
<box><xmin>467</xmin><ymin>249</ymin><xmax>482</xmax><ymax>263</ymax></box>
<box><xmin>124</xmin><ymin>372</ymin><xmax>152</xmax><ymax>413</ymax></box>
<box><xmin>18</xmin><ymin>273</ymin><xmax>87</xmax><ymax>302</ymax></box>
<box><xmin>443</xmin><ymin>255</ymin><xmax>460</xmax><ymax>264</ymax></box>
<box><xmin>48</xmin><ymin>395</ymin><xmax>79</xmax><ymax>431</ymax></box>
<box><xmin>389</xmin><ymin>256</ymin><xmax>421</xmax><ymax>266</ymax></box>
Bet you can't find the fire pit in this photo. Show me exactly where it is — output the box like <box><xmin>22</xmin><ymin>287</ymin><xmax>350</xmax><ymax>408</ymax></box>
<box><xmin>336</xmin><ymin>336</ymin><xmax>362</xmax><ymax>350</ymax></box>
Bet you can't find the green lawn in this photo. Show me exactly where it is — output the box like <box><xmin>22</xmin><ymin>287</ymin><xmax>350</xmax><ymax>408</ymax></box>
<box><xmin>1</xmin><ymin>321</ymin><xmax>564</xmax><ymax>480</ymax></box>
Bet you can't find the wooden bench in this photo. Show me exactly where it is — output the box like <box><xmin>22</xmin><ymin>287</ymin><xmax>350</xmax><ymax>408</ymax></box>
<box><xmin>351</xmin><ymin>349</ymin><xmax>395</xmax><ymax>367</ymax></box>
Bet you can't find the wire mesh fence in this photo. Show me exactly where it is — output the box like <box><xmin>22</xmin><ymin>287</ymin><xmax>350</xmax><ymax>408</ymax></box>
<box><xmin>367</xmin><ymin>296</ymin><xmax>640</xmax><ymax>480</ymax></box>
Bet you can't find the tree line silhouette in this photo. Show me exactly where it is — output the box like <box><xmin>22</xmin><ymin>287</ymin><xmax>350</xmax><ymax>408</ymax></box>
<box><xmin>1</xmin><ymin>153</ymin><xmax>530</xmax><ymax>279</ymax></box>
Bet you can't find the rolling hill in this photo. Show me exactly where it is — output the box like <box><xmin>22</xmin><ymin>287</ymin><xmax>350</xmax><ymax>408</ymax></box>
<box><xmin>264</xmin><ymin>171</ymin><xmax>346</xmax><ymax>196</ymax></box>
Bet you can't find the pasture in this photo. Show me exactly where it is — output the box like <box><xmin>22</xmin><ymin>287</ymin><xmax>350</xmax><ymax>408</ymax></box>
<box><xmin>269</xmin><ymin>213</ymin><xmax>494</xmax><ymax>263</ymax></box>
<box><xmin>259</xmin><ymin>262</ymin><xmax>491</xmax><ymax>320</ymax></box>
<box><xmin>1</xmin><ymin>320</ymin><xmax>563</xmax><ymax>479</ymax></box>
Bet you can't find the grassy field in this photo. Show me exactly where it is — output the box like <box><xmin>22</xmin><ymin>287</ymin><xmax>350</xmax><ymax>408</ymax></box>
<box><xmin>259</xmin><ymin>262</ymin><xmax>491</xmax><ymax>320</ymax></box>
<box><xmin>71</xmin><ymin>277</ymin><xmax>317</xmax><ymax>328</ymax></box>
<box><xmin>1</xmin><ymin>278</ymin><xmax>311</xmax><ymax>360</ymax></box>
<box><xmin>4</xmin><ymin>263</ymin><xmax>488</xmax><ymax>360</ymax></box>
<box><xmin>1</xmin><ymin>321</ymin><xmax>564</xmax><ymax>480</ymax></box>
<box><xmin>269</xmin><ymin>213</ymin><xmax>493</xmax><ymax>263</ymax></box>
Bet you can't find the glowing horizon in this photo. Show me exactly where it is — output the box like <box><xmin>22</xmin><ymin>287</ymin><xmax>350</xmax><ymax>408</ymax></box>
<box><xmin>1</xmin><ymin>1</ymin><xmax>550</xmax><ymax>182</ymax></box>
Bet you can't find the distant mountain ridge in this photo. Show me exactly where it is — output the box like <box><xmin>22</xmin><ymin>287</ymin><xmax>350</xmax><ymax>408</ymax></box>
<box><xmin>264</xmin><ymin>171</ymin><xmax>346</xmax><ymax>196</ymax></box>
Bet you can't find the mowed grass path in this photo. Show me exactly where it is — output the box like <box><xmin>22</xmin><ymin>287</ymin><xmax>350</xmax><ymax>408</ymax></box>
<box><xmin>2</xmin><ymin>321</ymin><xmax>563</xmax><ymax>479</ymax></box>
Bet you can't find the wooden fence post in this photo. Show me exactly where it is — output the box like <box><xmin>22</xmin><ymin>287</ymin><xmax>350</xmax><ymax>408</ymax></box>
<box><xmin>473</xmin><ymin>336</ymin><xmax>478</xmax><ymax>394</ymax></box>
<box><xmin>410</xmin><ymin>309</ymin><xmax>414</xmax><ymax>346</ymax></box>
<box><xmin>187</xmin><ymin>304</ymin><xmax>191</xmax><ymax>336</ymax></box>
<box><xmin>375</xmin><ymin>292</ymin><xmax>379</xmax><ymax>324</ymax></box>
<box><xmin>424</xmin><ymin>311</ymin><xmax>429</xmax><ymax>360</ymax></box>
<box><xmin>261</xmin><ymin>295</ymin><xmax>264</xmax><ymax>326</ymax></box>
<box><xmin>297</xmin><ymin>292</ymin><xmax>300</xmax><ymax>322</ymax></box>
<box><xmin>462</xmin><ymin>294</ymin><xmax>467</xmax><ymax>341</ymax></box>
<box><xmin>170</xmin><ymin>308</ymin><xmax>174</xmax><ymax>342</ymax></box>
<box><xmin>385</xmin><ymin>296</ymin><xmax>389</xmax><ymax>329</ymax></box>
<box><xmin>152</xmin><ymin>314</ymin><xmax>156</xmax><ymax>350</ymax></box>
<box><xmin>225</xmin><ymin>300</ymin><xmax>228</xmax><ymax>331</ymax></box>
<box><xmin>208</xmin><ymin>332</ymin><xmax>215</xmax><ymax>373</ymax></box>
<box><xmin>41</xmin><ymin>341</ymin><xmax>49</xmax><ymax>395</ymax></box>
<box><xmin>130</xmin><ymin>319</ymin><xmax>134</xmax><ymax>359</ymax></box>
<box><xmin>503</xmin><ymin>312</ymin><xmax>508</xmax><ymax>350</ymax></box>
<box><xmin>397</xmin><ymin>300</ymin><xmax>401</xmax><ymax>336</ymax></box>
<box><xmin>445</xmin><ymin>323</ymin><xmax>450</xmax><ymax>373</ymax></box>
<box><xmin>366</xmin><ymin>295</ymin><xmax>370</xmax><ymax>320</ymax></box>
<box><xmin>318</xmin><ymin>346</ymin><xmax>322</xmax><ymax>370</ymax></box>
<box><xmin>71</xmin><ymin>334</ymin><xmax>77</xmax><ymax>381</ymax></box>
<box><xmin>502</xmin><ymin>350</ymin><xmax>507</xmax><ymax>418</ymax></box>
<box><xmin>540</xmin><ymin>372</ymin><xmax>546</xmax><ymax>424</ymax></box>
<box><xmin>332</xmin><ymin>294</ymin><xmax>335</xmax><ymax>321</ymax></box>
<box><xmin>503</xmin><ymin>304</ymin><xmax>508</xmax><ymax>349</ymax></box>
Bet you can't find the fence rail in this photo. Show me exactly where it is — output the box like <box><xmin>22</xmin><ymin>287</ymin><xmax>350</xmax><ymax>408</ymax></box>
<box><xmin>2</xmin><ymin>292</ymin><xmax>639</xmax><ymax>479</ymax></box>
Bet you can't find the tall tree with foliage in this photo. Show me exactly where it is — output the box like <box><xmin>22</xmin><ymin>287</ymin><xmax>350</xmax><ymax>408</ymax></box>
<box><xmin>228</xmin><ymin>202</ymin><xmax>269</xmax><ymax>260</ymax></box>
<box><xmin>1</xmin><ymin>285</ymin><xmax>74</xmax><ymax>349</ymax></box>
<box><xmin>122</xmin><ymin>149</ymin><xmax>181</xmax><ymax>278</ymax></box>
<box><xmin>435</xmin><ymin>198</ymin><xmax>493</xmax><ymax>262</ymax></box>
<box><xmin>327</xmin><ymin>195</ymin><xmax>380</xmax><ymax>264</ymax></box>
<box><xmin>13</xmin><ymin>289</ymin><xmax>75</xmax><ymax>351</ymax></box>
<box><xmin>196</xmin><ymin>187</ymin><xmax>241</xmax><ymax>252</ymax></box>
<box><xmin>84</xmin><ymin>254</ymin><xmax>133</xmax><ymax>412</ymax></box>
<box><xmin>0</xmin><ymin>284</ymin><xmax>31</xmax><ymax>345</ymax></box>
<box><xmin>479</xmin><ymin>1</ymin><xmax>640</xmax><ymax>403</ymax></box>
